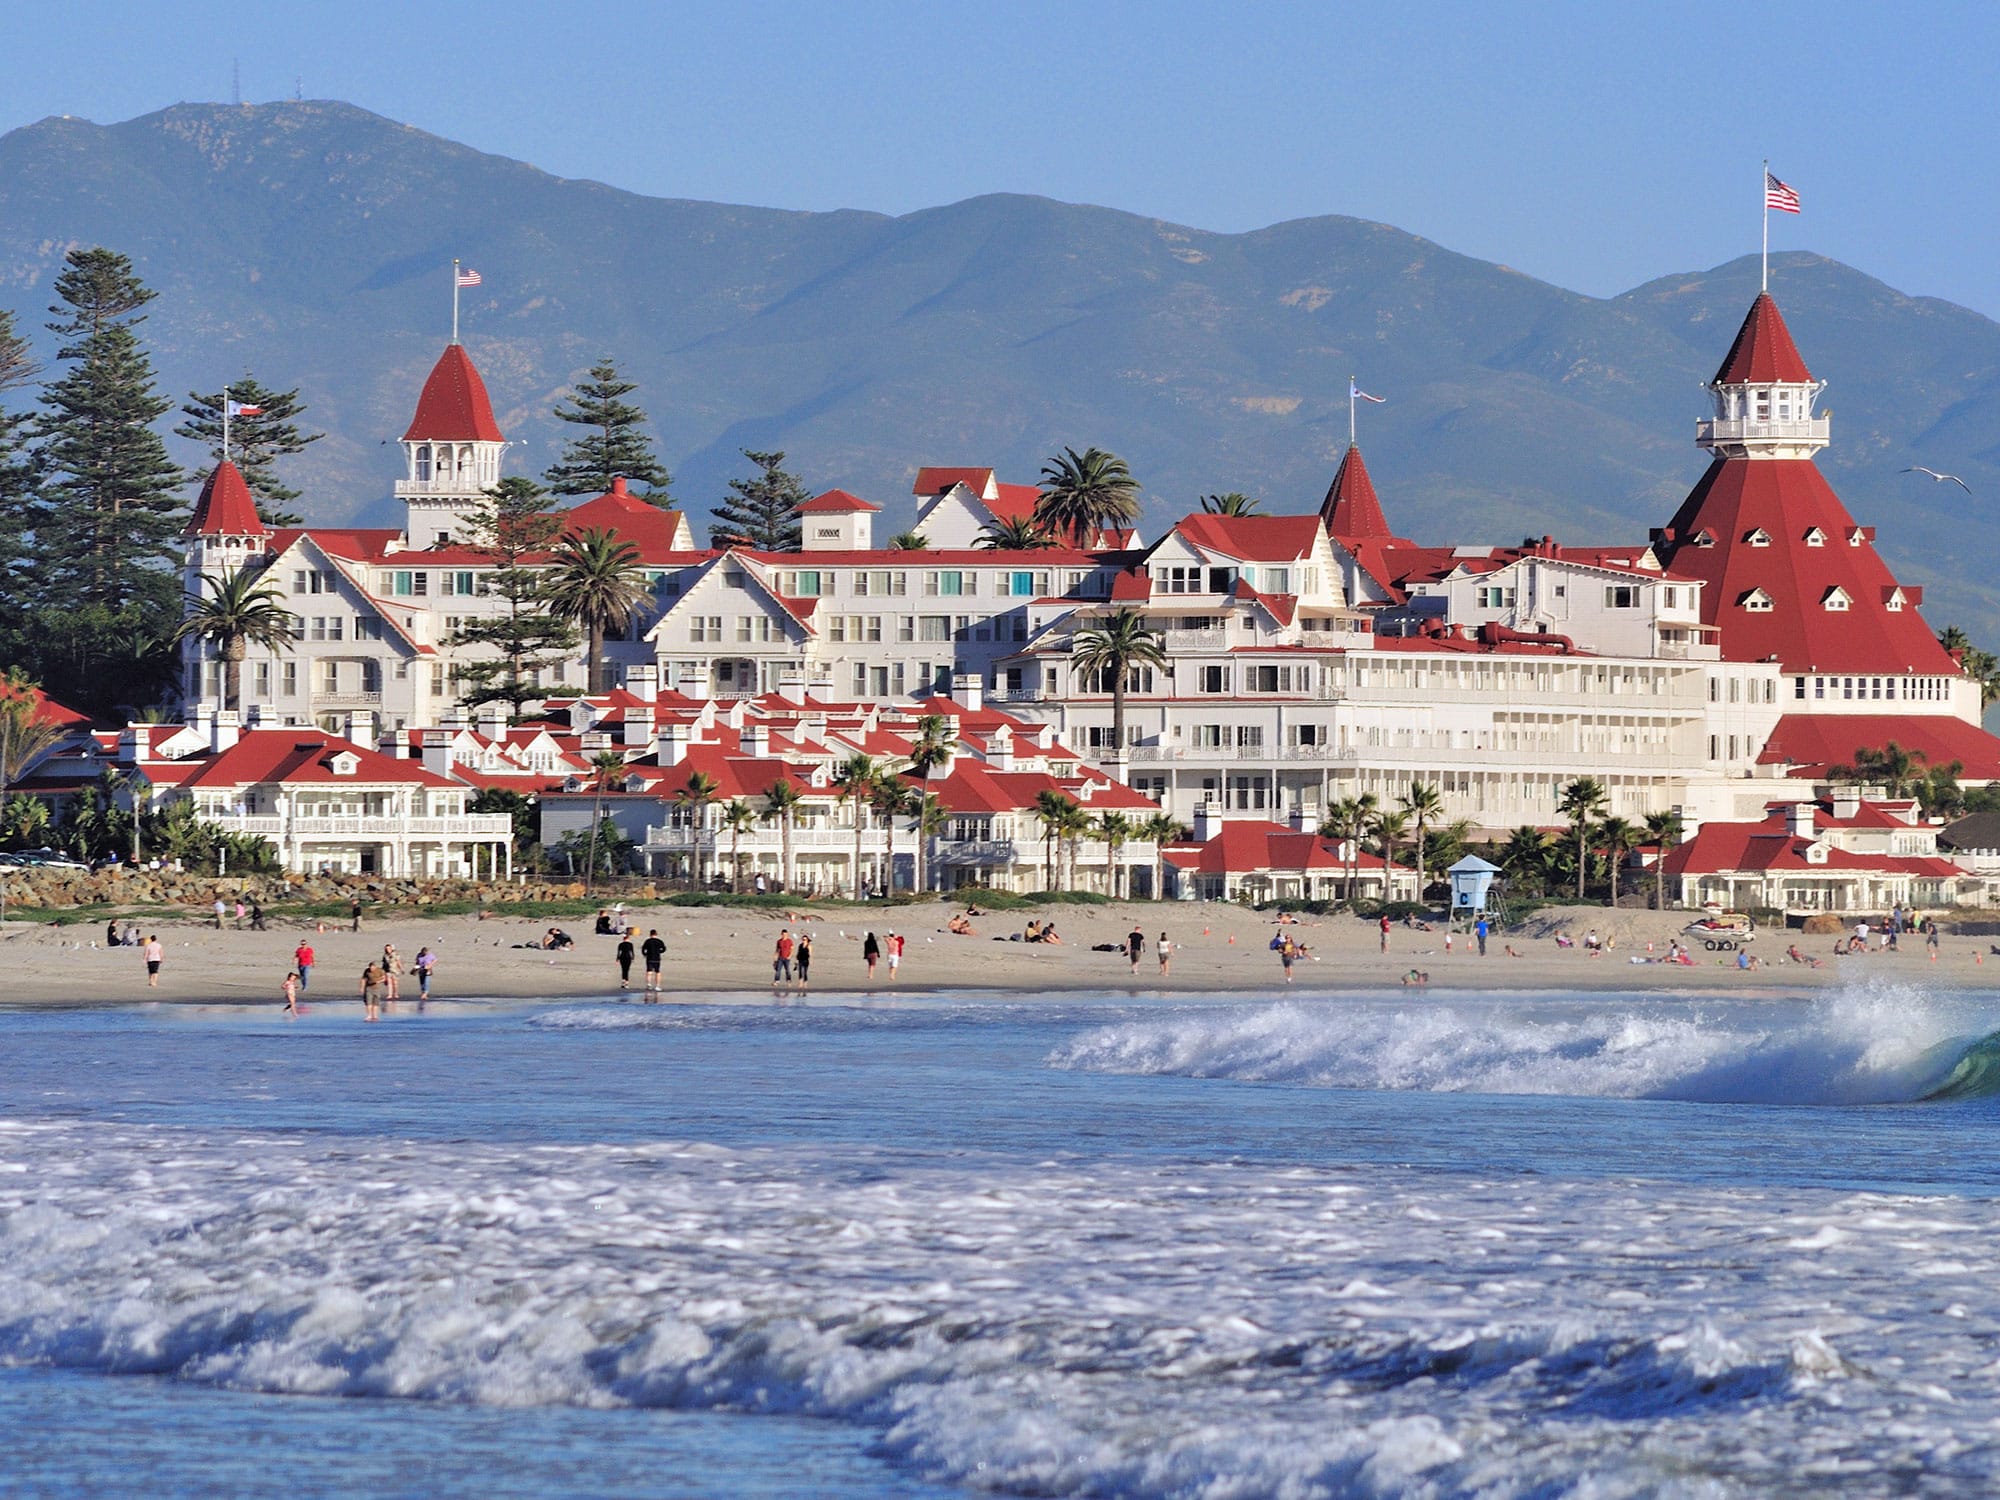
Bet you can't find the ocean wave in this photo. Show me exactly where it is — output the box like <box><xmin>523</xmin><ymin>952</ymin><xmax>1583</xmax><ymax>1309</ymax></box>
<box><xmin>3</xmin><ymin>1120</ymin><xmax>1983</xmax><ymax>1496</ymax></box>
<box><xmin>1049</xmin><ymin>983</ymin><xmax>2000</xmax><ymax>1106</ymax></box>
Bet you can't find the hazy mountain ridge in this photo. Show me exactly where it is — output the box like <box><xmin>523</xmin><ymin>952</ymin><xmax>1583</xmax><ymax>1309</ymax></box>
<box><xmin>3</xmin><ymin>100</ymin><xmax>2000</xmax><ymax>635</ymax></box>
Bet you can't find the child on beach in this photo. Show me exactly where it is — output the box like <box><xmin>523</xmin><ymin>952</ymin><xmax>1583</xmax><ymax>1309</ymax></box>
<box><xmin>283</xmin><ymin>971</ymin><xmax>300</xmax><ymax>1014</ymax></box>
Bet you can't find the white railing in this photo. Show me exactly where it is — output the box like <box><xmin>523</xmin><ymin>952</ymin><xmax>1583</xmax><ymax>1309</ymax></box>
<box><xmin>1164</xmin><ymin>628</ymin><xmax>1231</xmax><ymax>652</ymax></box>
<box><xmin>201</xmin><ymin>814</ymin><xmax>285</xmax><ymax>835</ymax></box>
<box><xmin>643</xmin><ymin>825</ymin><xmax>858</xmax><ymax>850</ymax></box>
<box><xmin>1696</xmin><ymin>416</ymin><xmax>1829</xmax><ymax>445</ymax></box>
<box><xmin>395</xmin><ymin>477</ymin><xmax>493</xmax><ymax>497</ymax></box>
<box><xmin>284</xmin><ymin>815</ymin><xmax>514</xmax><ymax>838</ymax></box>
<box><xmin>1130</xmin><ymin>744</ymin><xmax>1358</xmax><ymax>763</ymax></box>
<box><xmin>312</xmin><ymin>691</ymin><xmax>383</xmax><ymax>708</ymax></box>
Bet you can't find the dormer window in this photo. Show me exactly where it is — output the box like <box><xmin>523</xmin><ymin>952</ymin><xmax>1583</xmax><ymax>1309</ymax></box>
<box><xmin>1848</xmin><ymin>528</ymin><xmax>1867</xmax><ymax>547</ymax></box>
<box><xmin>1885</xmin><ymin>589</ymin><xmax>1906</xmax><ymax>613</ymax></box>
<box><xmin>1745</xmin><ymin>528</ymin><xmax>1772</xmax><ymax>548</ymax></box>
<box><xmin>1742</xmin><ymin>588</ymin><xmax>1775</xmax><ymax>613</ymax></box>
<box><xmin>1803</xmin><ymin>527</ymin><xmax>1826</xmax><ymax>548</ymax></box>
<box><xmin>1823</xmin><ymin>586</ymin><xmax>1851</xmax><ymax>612</ymax></box>
<box><xmin>1693</xmin><ymin>530</ymin><xmax>1717</xmax><ymax>548</ymax></box>
<box><xmin>329</xmin><ymin>752</ymin><xmax>360</xmax><ymax>777</ymax></box>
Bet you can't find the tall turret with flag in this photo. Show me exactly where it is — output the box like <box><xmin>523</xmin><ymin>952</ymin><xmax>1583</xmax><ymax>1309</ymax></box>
<box><xmin>397</xmin><ymin>262</ymin><xmax>504</xmax><ymax>547</ymax></box>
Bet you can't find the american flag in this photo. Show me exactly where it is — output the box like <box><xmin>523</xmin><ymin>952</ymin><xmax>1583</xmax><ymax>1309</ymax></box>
<box><xmin>1765</xmin><ymin>173</ymin><xmax>1801</xmax><ymax>215</ymax></box>
<box><xmin>455</xmin><ymin>267</ymin><xmax>483</xmax><ymax>287</ymax></box>
<box><xmin>1350</xmin><ymin>379</ymin><xmax>1385</xmax><ymax>404</ymax></box>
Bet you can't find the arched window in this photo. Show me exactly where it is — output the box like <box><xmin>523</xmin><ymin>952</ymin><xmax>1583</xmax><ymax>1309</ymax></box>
<box><xmin>415</xmin><ymin>444</ymin><xmax>432</xmax><ymax>482</ymax></box>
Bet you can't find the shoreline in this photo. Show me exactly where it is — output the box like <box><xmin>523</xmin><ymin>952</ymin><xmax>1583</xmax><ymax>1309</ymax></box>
<box><xmin>3</xmin><ymin>899</ymin><xmax>1991</xmax><ymax>1010</ymax></box>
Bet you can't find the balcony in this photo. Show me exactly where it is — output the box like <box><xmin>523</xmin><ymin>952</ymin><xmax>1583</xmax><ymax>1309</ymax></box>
<box><xmin>311</xmin><ymin>691</ymin><xmax>383</xmax><ymax>709</ymax></box>
<box><xmin>1164</xmin><ymin>628</ymin><xmax>1231</xmax><ymax>652</ymax></box>
<box><xmin>1130</xmin><ymin>744</ymin><xmax>1358</xmax><ymax>764</ymax></box>
<box><xmin>205</xmin><ymin>812</ymin><xmax>513</xmax><ymax>839</ymax></box>
<box><xmin>1695</xmin><ymin>416</ymin><xmax>1829</xmax><ymax>447</ymax></box>
<box><xmin>394</xmin><ymin>477</ymin><xmax>491</xmax><ymax>498</ymax></box>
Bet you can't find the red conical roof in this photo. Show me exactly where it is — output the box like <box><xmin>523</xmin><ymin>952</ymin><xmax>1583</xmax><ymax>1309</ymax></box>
<box><xmin>182</xmin><ymin>459</ymin><xmax>268</xmax><ymax>539</ymax></box>
<box><xmin>1319</xmin><ymin>444</ymin><xmax>1397</xmax><ymax>540</ymax></box>
<box><xmin>403</xmin><ymin>344</ymin><xmax>504</xmax><ymax>443</ymax></box>
<box><xmin>1712</xmin><ymin>292</ymin><xmax>1813</xmax><ymax>385</ymax></box>
<box><xmin>1659</xmin><ymin>457</ymin><xmax>1954</xmax><ymax>675</ymax></box>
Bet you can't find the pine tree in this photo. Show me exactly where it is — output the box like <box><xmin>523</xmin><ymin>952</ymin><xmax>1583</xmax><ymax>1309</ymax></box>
<box><xmin>450</xmin><ymin>477</ymin><xmax>580</xmax><ymax>718</ymax></box>
<box><xmin>35</xmin><ymin>248</ymin><xmax>184</xmax><ymax>621</ymax></box>
<box><xmin>0</xmin><ymin>309</ymin><xmax>39</xmax><ymax>642</ymax></box>
<box><xmin>543</xmin><ymin>358</ymin><xmax>672</xmax><ymax>502</ymax></box>
<box><xmin>176</xmin><ymin>377</ymin><xmax>323</xmax><ymax>527</ymax></box>
<box><xmin>709</xmin><ymin>449</ymin><xmax>807</xmax><ymax>551</ymax></box>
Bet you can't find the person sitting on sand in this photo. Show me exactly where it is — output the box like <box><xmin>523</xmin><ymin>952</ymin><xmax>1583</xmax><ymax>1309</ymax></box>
<box><xmin>1403</xmin><ymin>914</ymin><xmax>1432</xmax><ymax>931</ymax></box>
<box><xmin>1039</xmin><ymin>923</ymin><xmax>1064</xmax><ymax>945</ymax></box>
<box><xmin>541</xmin><ymin>927</ymin><xmax>575</xmax><ymax>952</ymax></box>
<box><xmin>1554</xmin><ymin>932</ymin><xmax>1574</xmax><ymax>949</ymax></box>
<box><xmin>1024</xmin><ymin>919</ymin><xmax>1043</xmax><ymax>943</ymax></box>
<box><xmin>1401</xmin><ymin>969</ymin><xmax>1430</xmax><ymax>985</ymax></box>
<box><xmin>1786</xmin><ymin>944</ymin><xmax>1824</xmax><ymax>970</ymax></box>
<box><xmin>948</xmin><ymin>912</ymin><xmax>976</xmax><ymax>936</ymax></box>
<box><xmin>1584</xmin><ymin>930</ymin><xmax>1602</xmax><ymax>953</ymax></box>
<box><xmin>965</xmin><ymin>903</ymin><xmax>987</xmax><ymax>918</ymax></box>
<box><xmin>1736</xmin><ymin>949</ymin><xmax>1761</xmax><ymax>971</ymax></box>
<box><xmin>1504</xmin><ymin>944</ymin><xmax>1522</xmax><ymax>958</ymax></box>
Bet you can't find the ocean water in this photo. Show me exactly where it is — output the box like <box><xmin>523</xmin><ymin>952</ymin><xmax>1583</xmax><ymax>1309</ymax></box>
<box><xmin>4</xmin><ymin>978</ymin><xmax>2000</xmax><ymax>1497</ymax></box>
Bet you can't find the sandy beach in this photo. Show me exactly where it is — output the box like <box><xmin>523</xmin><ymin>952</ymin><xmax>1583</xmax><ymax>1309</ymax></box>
<box><xmin>1</xmin><ymin>899</ymin><xmax>1990</xmax><ymax>1008</ymax></box>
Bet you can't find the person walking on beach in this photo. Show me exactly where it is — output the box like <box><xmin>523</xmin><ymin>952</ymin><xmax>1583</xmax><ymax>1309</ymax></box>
<box><xmin>414</xmin><ymin>946</ymin><xmax>436</xmax><ymax>1002</ymax></box>
<box><xmin>1379</xmin><ymin>912</ymin><xmax>1391</xmax><ymax>953</ymax></box>
<box><xmin>143</xmin><ymin>934</ymin><xmax>163</xmax><ymax>988</ymax></box>
<box><xmin>1278</xmin><ymin>933</ymin><xmax>1298</xmax><ymax>983</ymax></box>
<box><xmin>1158</xmin><ymin>932</ymin><xmax>1172</xmax><ymax>977</ymax></box>
<box><xmin>1127</xmin><ymin>924</ymin><xmax>1146</xmax><ymax>975</ymax></box>
<box><xmin>360</xmin><ymin>960</ymin><xmax>384</xmax><ymax>1021</ymax></box>
<box><xmin>774</xmin><ymin>930</ymin><xmax>795</xmax><ymax>985</ymax></box>
<box><xmin>213</xmin><ymin>897</ymin><xmax>227</xmax><ymax>930</ymax></box>
<box><xmin>293</xmin><ymin>940</ymin><xmax>315</xmax><ymax>993</ymax></box>
<box><xmin>887</xmin><ymin>931</ymin><xmax>904</xmax><ymax>982</ymax></box>
<box><xmin>640</xmin><ymin>928</ymin><xmax>666</xmax><ymax>998</ymax></box>
<box><xmin>615</xmin><ymin>934</ymin><xmax>635</xmax><ymax>989</ymax></box>
<box><xmin>283</xmin><ymin>970</ymin><xmax>300</xmax><ymax>1014</ymax></box>
<box><xmin>381</xmin><ymin>945</ymin><xmax>402</xmax><ymax>1003</ymax></box>
<box><xmin>1475</xmin><ymin>914</ymin><xmax>1489</xmax><ymax>957</ymax></box>
<box><xmin>863</xmin><ymin>931</ymin><xmax>881</xmax><ymax>982</ymax></box>
<box><xmin>795</xmin><ymin>932</ymin><xmax>813</xmax><ymax>990</ymax></box>
<box><xmin>350</xmin><ymin>898</ymin><xmax>363</xmax><ymax>933</ymax></box>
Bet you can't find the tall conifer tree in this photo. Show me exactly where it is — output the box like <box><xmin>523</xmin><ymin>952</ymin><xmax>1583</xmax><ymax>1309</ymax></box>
<box><xmin>708</xmin><ymin>449</ymin><xmax>808</xmax><ymax>551</ymax></box>
<box><xmin>543</xmin><ymin>358</ymin><xmax>672</xmax><ymax>503</ymax></box>
<box><xmin>35</xmin><ymin>248</ymin><xmax>184</xmax><ymax>619</ymax></box>
<box><xmin>450</xmin><ymin>476</ymin><xmax>580</xmax><ymax>718</ymax></box>
<box><xmin>0</xmin><ymin>309</ymin><xmax>39</xmax><ymax>638</ymax></box>
<box><xmin>177</xmin><ymin>377</ymin><xmax>323</xmax><ymax>526</ymax></box>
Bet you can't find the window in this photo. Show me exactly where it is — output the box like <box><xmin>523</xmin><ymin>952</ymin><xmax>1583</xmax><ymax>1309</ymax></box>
<box><xmin>1794</xmin><ymin>676</ymin><xmax>1807</xmax><ymax>700</ymax></box>
<box><xmin>355</xmin><ymin>617</ymin><xmax>383</xmax><ymax>642</ymax></box>
<box><xmin>924</xmin><ymin>570</ymin><xmax>971</xmax><ymax>597</ymax></box>
<box><xmin>1743</xmin><ymin>589</ymin><xmax>1774</xmax><ymax>613</ymax></box>
<box><xmin>431</xmin><ymin>663</ymin><xmax>447</xmax><ymax>695</ymax></box>
<box><xmin>1603</xmin><ymin>585</ymin><xmax>1639</xmax><ymax>608</ymax></box>
<box><xmin>1157</xmin><ymin>565</ymin><xmax>1203</xmax><ymax>594</ymax></box>
<box><xmin>1199</xmin><ymin>665</ymin><xmax>1229</xmax><ymax>693</ymax></box>
<box><xmin>1803</xmin><ymin>528</ymin><xmax>1826</xmax><ymax>548</ymax></box>
<box><xmin>1824</xmin><ymin>588</ymin><xmax>1851</xmax><ymax>612</ymax></box>
<box><xmin>781</xmin><ymin>570</ymin><xmax>824</xmax><ymax>597</ymax></box>
<box><xmin>1290</xmin><ymin>723</ymin><xmax>1328</xmax><ymax>746</ymax></box>
<box><xmin>281</xmin><ymin>662</ymin><xmax>298</xmax><ymax>696</ymax></box>
<box><xmin>1192</xmin><ymin>725</ymin><xmax>1225</xmax><ymax>748</ymax></box>
<box><xmin>441</xmin><ymin>570</ymin><xmax>476</xmax><ymax>596</ymax></box>
<box><xmin>254</xmin><ymin>661</ymin><xmax>271</xmax><ymax>697</ymax></box>
<box><xmin>919</xmin><ymin>615</ymin><xmax>952</xmax><ymax>642</ymax></box>
<box><xmin>898</xmin><ymin>616</ymin><xmax>916</xmax><ymax>643</ymax></box>
<box><xmin>318</xmin><ymin>661</ymin><xmax>339</xmax><ymax>694</ymax></box>
<box><xmin>1478</xmin><ymin>585</ymin><xmax>1515</xmax><ymax>608</ymax></box>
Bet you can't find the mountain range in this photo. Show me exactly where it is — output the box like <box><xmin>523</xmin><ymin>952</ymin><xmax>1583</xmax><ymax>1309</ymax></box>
<box><xmin>3</xmin><ymin>101</ymin><xmax>1999</xmax><ymax>638</ymax></box>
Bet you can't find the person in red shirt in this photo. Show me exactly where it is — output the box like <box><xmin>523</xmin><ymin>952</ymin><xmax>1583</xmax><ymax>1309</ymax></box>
<box><xmin>887</xmin><ymin>931</ymin><xmax>905</xmax><ymax>982</ymax></box>
<box><xmin>773</xmin><ymin>930</ymin><xmax>795</xmax><ymax>985</ymax></box>
<box><xmin>293</xmin><ymin>941</ymin><xmax>316</xmax><ymax>992</ymax></box>
<box><xmin>1379</xmin><ymin>913</ymin><xmax>1391</xmax><ymax>954</ymax></box>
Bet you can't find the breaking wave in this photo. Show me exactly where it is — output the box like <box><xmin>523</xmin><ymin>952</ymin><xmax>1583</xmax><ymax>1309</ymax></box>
<box><xmin>1050</xmin><ymin>984</ymin><xmax>2000</xmax><ymax>1106</ymax></box>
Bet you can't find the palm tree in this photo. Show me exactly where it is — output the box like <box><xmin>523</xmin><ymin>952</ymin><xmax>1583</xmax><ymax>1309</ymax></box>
<box><xmin>762</xmin><ymin>778</ymin><xmax>804</xmax><ymax>893</ymax></box>
<box><xmin>673</xmin><ymin>769</ymin><xmax>721</xmax><ymax>889</ymax></box>
<box><xmin>907</xmin><ymin>714</ymin><xmax>958</xmax><ymax>783</ymax></box>
<box><xmin>1138</xmin><ymin>812</ymin><xmax>1184</xmax><ymax>901</ymax></box>
<box><xmin>1596</xmin><ymin>816</ymin><xmax>1642</xmax><ymax>905</ymax></box>
<box><xmin>976</xmin><ymin>516</ymin><xmax>1052</xmax><ymax>550</ymax></box>
<box><xmin>1198</xmin><ymin>492</ymin><xmax>1261</xmax><ymax>516</ymax></box>
<box><xmin>1557</xmin><ymin>777</ymin><xmax>1608</xmax><ymax>901</ymax></box>
<box><xmin>721</xmin><ymin>798</ymin><xmax>758</xmax><ymax>893</ymax></box>
<box><xmin>1058</xmin><ymin>800</ymin><xmax>1094</xmax><ymax>892</ymax></box>
<box><xmin>1400</xmin><ymin>782</ymin><xmax>1445</xmax><ymax>906</ymax></box>
<box><xmin>1642</xmin><ymin>810</ymin><xmax>1684</xmax><ymax>911</ymax></box>
<box><xmin>871</xmin><ymin>776</ymin><xmax>910</xmax><ymax>894</ymax></box>
<box><xmin>913</xmin><ymin>791</ymin><xmax>949</xmax><ymax>896</ymax></box>
<box><xmin>1831</xmin><ymin>742</ymin><xmax>1923</xmax><ymax>799</ymax></box>
<box><xmin>832</xmin><ymin>753</ymin><xmax>882</xmax><ymax>897</ymax></box>
<box><xmin>173</xmin><ymin>567</ymin><xmax>295</xmax><ymax>713</ymax></box>
<box><xmin>1097</xmin><ymin>811</ymin><xmax>1133</xmax><ymax>897</ymax></box>
<box><xmin>889</xmin><ymin>531</ymin><xmax>930</xmax><ymax>551</ymax></box>
<box><xmin>545</xmin><ymin>527</ymin><xmax>649</xmax><ymax>694</ymax></box>
<box><xmin>1069</xmin><ymin>608</ymin><xmax>1167</xmax><ymax>778</ymax></box>
<box><xmin>584</xmin><ymin>748</ymin><xmax>627</xmax><ymax>894</ymax></box>
<box><xmin>0</xmin><ymin>674</ymin><xmax>67</xmax><ymax>825</ymax></box>
<box><xmin>1035</xmin><ymin>446</ymin><xmax>1141</xmax><ymax>548</ymax></box>
<box><xmin>1501</xmin><ymin>825</ymin><xmax>1555</xmax><ymax>891</ymax></box>
<box><xmin>1033</xmin><ymin>789</ymin><xmax>1076</xmax><ymax>890</ymax></box>
<box><xmin>1369</xmin><ymin>809</ymin><xmax>1410</xmax><ymax>904</ymax></box>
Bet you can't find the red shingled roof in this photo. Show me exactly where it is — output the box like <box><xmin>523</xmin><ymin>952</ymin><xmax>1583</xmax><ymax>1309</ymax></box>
<box><xmin>183</xmin><ymin>460</ymin><xmax>268</xmax><ymax>539</ymax></box>
<box><xmin>403</xmin><ymin>344</ymin><xmax>504</xmax><ymax>443</ymax></box>
<box><xmin>1659</xmin><ymin>458</ymin><xmax>1957</xmax><ymax>674</ymax></box>
<box><xmin>559</xmin><ymin>478</ymin><xmax>692</xmax><ymax>562</ymax></box>
<box><xmin>1661</xmin><ymin>809</ymin><xmax>1959</xmax><ymax>881</ymax></box>
<box><xmin>913</xmin><ymin>467</ymin><xmax>997</xmax><ymax>498</ymax></box>
<box><xmin>180</xmin><ymin>730</ymin><xmax>457</xmax><ymax>791</ymax></box>
<box><xmin>1319</xmin><ymin>445</ymin><xmax>1402</xmax><ymax>542</ymax></box>
<box><xmin>798</xmin><ymin>488</ymin><xmax>882</xmax><ymax>515</ymax></box>
<box><xmin>1756</xmin><ymin>713</ymin><xmax>2000</xmax><ymax>781</ymax></box>
<box><xmin>1712</xmin><ymin>293</ymin><xmax>1814</xmax><ymax>385</ymax></box>
<box><xmin>1170</xmin><ymin>514</ymin><xmax>1324</xmax><ymax>561</ymax></box>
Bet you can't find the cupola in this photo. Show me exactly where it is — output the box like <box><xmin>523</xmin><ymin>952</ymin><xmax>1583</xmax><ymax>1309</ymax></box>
<box><xmin>396</xmin><ymin>344</ymin><xmax>507</xmax><ymax>547</ymax></box>
<box><xmin>1696</xmin><ymin>293</ymin><xmax>1829</xmax><ymax>460</ymax></box>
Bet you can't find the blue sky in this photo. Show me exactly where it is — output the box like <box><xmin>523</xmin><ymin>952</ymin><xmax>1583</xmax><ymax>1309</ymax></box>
<box><xmin>7</xmin><ymin>1</ymin><xmax>1998</xmax><ymax>315</ymax></box>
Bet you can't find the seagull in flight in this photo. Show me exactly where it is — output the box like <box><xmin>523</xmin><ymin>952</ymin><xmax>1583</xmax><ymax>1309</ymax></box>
<box><xmin>1902</xmin><ymin>465</ymin><xmax>1972</xmax><ymax>494</ymax></box>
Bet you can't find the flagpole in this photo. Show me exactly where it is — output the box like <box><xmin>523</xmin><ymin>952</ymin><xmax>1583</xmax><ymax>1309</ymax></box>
<box><xmin>452</xmin><ymin>258</ymin><xmax>461</xmax><ymax>344</ymax></box>
<box><xmin>222</xmin><ymin>384</ymin><xmax>231</xmax><ymax>463</ymax></box>
<box><xmin>1761</xmin><ymin>159</ymin><xmax>1769</xmax><ymax>294</ymax></box>
<box><xmin>1349</xmin><ymin>377</ymin><xmax>1357</xmax><ymax>447</ymax></box>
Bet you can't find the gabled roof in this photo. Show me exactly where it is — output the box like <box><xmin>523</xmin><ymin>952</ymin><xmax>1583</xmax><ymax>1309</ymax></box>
<box><xmin>1318</xmin><ymin>445</ymin><xmax>1403</xmax><ymax>543</ymax></box>
<box><xmin>798</xmin><ymin>488</ymin><xmax>881</xmax><ymax>515</ymax></box>
<box><xmin>1712</xmin><ymin>292</ymin><xmax>1814</xmax><ymax>385</ymax></box>
<box><xmin>558</xmin><ymin>477</ymin><xmax>694</xmax><ymax>562</ymax></box>
<box><xmin>1167</xmin><ymin>514</ymin><xmax>1325</xmax><ymax>563</ymax></box>
<box><xmin>179</xmin><ymin>730</ymin><xmax>457</xmax><ymax>791</ymax></box>
<box><xmin>403</xmin><ymin>344</ymin><xmax>505</xmax><ymax>443</ymax></box>
<box><xmin>913</xmin><ymin>467</ymin><xmax>997</xmax><ymax>499</ymax></box>
<box><xmin>2</xmin><ymin>682</ymin><xmax>92</xmax><ymax>731</ymax></box>
<box><xmin>1658</xmin><ymin>458</ymin><xmax>1957</xmax><ymax>674</ymax></box>
<box><xmin>1159</xmin><ymin>820</ymin><xmax>1399</xmax><ymax>877</ymax></box>
<box><xmin>183</xmin><ymin>459</ymin><xmax>268</xmax><ymax>539</ymax></box>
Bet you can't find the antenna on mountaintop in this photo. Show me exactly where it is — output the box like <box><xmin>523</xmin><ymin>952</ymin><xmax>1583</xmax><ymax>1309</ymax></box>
<box><xmin>232</xmin><ymin>59</ymin><xmax>241</xmax><ymax>107</ymax></box>
<box><xmin>294</xmin><ymin>76</ymin><xmax>302</xmax><ymax>102</ymax></box>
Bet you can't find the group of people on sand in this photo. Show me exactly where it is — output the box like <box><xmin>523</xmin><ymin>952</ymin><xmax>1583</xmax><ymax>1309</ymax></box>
<box><xmin>613</xmin><ymin>929</ymin><xmax>670</xmax><ymax>996</ymax></box>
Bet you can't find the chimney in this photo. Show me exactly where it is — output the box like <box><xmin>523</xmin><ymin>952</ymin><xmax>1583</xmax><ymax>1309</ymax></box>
<box><xmin>475</xmin><ymin>705</ymin><xmax>507</xmax><ymax>741</ymax></box>
<box><xmin>243</xmin><ymin>703</ymin><xmax>268</xmax><ymax>729</ymax></box>
<box><xmin>677</xmin><ymin>671</ymin><xmax>707</xmax><ymax>702</ymax></box>
<box><xmin>951</xmin><ymin>671</ymin><xmax>983</xmax><ymax>713</ymax></box>
<box><xmin>441</xmin><ymin>708</ymin><xmax>470</xmax><ymax>731</ymax></box>
<box><xmin>119</xmin><ymin>725</ymin><xmax>154</xmax><ymax>765</ymax></box>
<box><xmin>625</xmin><ymin>664</ymin><xmax>658</xmax><ymax>704</ymax></box>
<box><xmin>343</xmin><ymin>710</ymin><xmax>376</xmax><ymax>748</ymax></box>
<box><xmin>623</xmin><ymin>706</ymin><xmax>656</xmax><ymax>751</ymax></box>
<box><xmin>658</xmin><ymin>723</ymin><xmax>687</xmax><ymax>767</ymax></box>
<box><xmin>1192</xmin><ymin>801</ymin><xmax>1222</xmax><ymax>843</ymax></box>
<box><xmin>1830</xmin><ymin>786</ymin><xmax>1861</xmax><ymax>821</ymax></box>
<box><xmin>777</xmin><ymin>671</ymin><xmax>809</xmax><ymax>704</ymax></box>
<box><xmin>420</xmin><ymin>728</ymin><xmax>454</xmax><ymax>779</ymax></box>
<box><xmin>1788</xmin><ymin>801</ymin><xmax>1816</xmax><ymax>840</ymax></box>
<box><xmin>1288</xmin><ymin>804</ymin><xmax>1308</xmax><ymax>833</ymax></box>
<box><xmin>743</xmin><ymin>723</ymin><xmax>771</xmax><ymax>758</ymax></box>
<box><xmin>988</xmin><ymin>725</ymin><xmax>1014</xmax><ymax>772</ymax></box>
<box><xmin>210</xmin><ymin>709</ymin><xmax>241</xmax><ymax>755</ymax></box>
<box><xmin>610</xmin><ymin>475</ymin><xmax>629</xmax><ymax>498</ymax></box>
<box><xmin>191</xmin><ymin>702</ymin><xmax>216</xmax><ymax>739</ymax></box>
